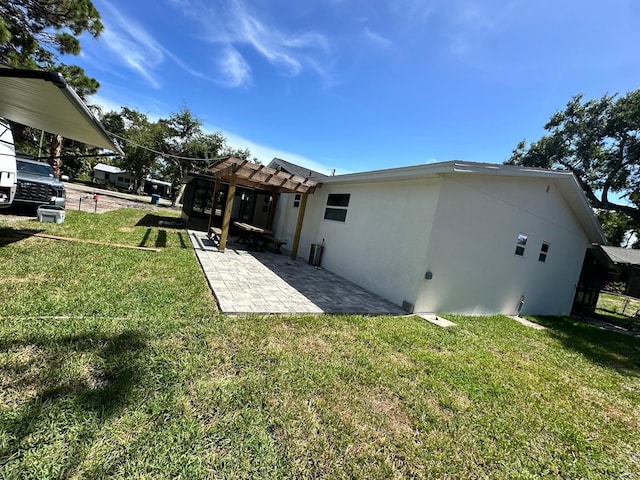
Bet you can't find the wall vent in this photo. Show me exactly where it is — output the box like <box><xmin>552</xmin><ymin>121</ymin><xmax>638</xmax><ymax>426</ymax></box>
<box><xmin>401</xmin><ymin>301</ymin><xmax>414</xmax><ymax>313</ymax></box>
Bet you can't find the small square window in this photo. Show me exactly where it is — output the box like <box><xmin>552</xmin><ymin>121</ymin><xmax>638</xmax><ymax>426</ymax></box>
<box><xmin>293</xmin><ymin>194</ymin><xmax>301</xmax><ymax>208</ymax></box>
<box><xmin>539</xmin><ymin>242</ymin><xmax>550</xmax><ymax>262</ymax></box>
<box><xmin>514</xmin><ymin>233</ymin><xmax>528</xmax><ymax>256</ymax></box>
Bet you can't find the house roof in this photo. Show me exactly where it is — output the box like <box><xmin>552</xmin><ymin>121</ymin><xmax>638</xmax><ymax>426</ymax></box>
<box><xmin>600</xmin><ymin>245</ymin><xmax>640</xmax><ymax>266</ymax></box>
<box><xmin>197</xmin><ymin>156</ymin><xmax>318</xmax><ymax>194</ymax></box>
<box><xmin>267</xmin><ymin>157</ymin><xmax>327</xmax><ymax>179</ymax></box>
<box><xmin>94</xmin><ymin>163</ymin><xmax>123</xmax><ymax>174</ymax></box>
<box><xmin>317</xmin><ymin>160</ymin><xmax>607</xmax><ymax>244</ymax></box>
<box><xmin>0</xmin><ymin>66</ymin><xmax>123</xmax><ymax>154</ymax></box>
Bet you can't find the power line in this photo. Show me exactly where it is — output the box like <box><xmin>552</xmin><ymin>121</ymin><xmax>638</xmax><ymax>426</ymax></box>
<box><xmin>108</xmin><ymin>131</ymin><xmax>216</xmax><ymax>162</ymax></box>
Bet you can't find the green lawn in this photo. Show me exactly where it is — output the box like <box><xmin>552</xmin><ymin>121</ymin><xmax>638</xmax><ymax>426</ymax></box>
<box><xmin>1</xmin><ymin>210</ymin><xmax>639</xmax><ymax>479</ymax></box>
<box><xmin>596</xmin><ymin>292</ymin><xmax>640</xmax><ymax>328</ymax></box>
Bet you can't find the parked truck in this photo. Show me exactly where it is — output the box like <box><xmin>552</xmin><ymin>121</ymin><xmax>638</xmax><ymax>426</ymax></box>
<box><xmin>0</xmin><ymin>119</ymin><xmax>17</xmax><ymax>208</ymax></box>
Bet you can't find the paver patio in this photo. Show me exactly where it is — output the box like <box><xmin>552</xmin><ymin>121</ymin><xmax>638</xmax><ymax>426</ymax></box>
<box><xmin>188</xmin><ymin>230</ymin><xmax>405</xmax><ymax>315</ymax></box>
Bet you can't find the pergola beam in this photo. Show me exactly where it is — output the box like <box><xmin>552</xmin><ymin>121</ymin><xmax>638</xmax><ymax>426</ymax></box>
<box><xmin>202</xmin><ymin>156</ymin><xmax>318</xmax><ymax>195</ymax></box>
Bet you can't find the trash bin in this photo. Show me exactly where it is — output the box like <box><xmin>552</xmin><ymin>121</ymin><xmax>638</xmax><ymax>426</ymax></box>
<box><xmin>308</xmin><ymin>243</ymin><xmax>324</xmax><ymax>266</ymax></box>
<box><xmin>151</xmin><ymin>194</ymin><xmax>160</xmax><ymax>205</ymax></box>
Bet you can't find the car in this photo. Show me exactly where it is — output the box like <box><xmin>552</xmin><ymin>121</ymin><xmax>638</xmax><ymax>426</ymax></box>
<box><xmin>14</xmin><ymin>157</ymin><xmax>66</xmax><ymax>208</ymax></box>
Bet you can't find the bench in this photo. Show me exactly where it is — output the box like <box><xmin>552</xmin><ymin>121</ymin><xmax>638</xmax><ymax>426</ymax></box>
<box><xmin>261</xmin><ymin>235</ymin><xmax>287</xmax><ymax>254</ymax></box>
<box><xmin>208</xmin><ymin>226</ymin><xmax>222</xmax><ymax>247</ymax></box>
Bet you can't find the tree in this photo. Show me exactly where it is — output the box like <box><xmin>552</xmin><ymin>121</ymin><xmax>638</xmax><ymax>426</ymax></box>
<box><xmin>596</xmin><ymin>210</ymin><xmax>639</xmax><ymax>248</ymax></box>
<box><xmin>160</xmin><ymin>107</ymin><xmax>252</xmax><ymax>205</ymax></box>
<box><xmin>1</xmin><ymin>0</ymin><xmax>103</xmax><ymax>176</ymax></box>
<box><xmin>506</xmin><ymin>90</ymin><xmax>640</xmax><ymax>228</ymax></box>
<box><xmin>0</xmin><ymin>0</ymin><xmax>102</xmax><ymax>69</ymax></box>
<box><xmin>101</xmin><ymin>108</ymin><xmax>164</xmax><ymax>192</ymax></box>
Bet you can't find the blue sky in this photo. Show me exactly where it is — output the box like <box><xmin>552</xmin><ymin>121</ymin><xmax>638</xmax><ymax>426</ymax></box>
<box><xmin>65</xmin><ymin>0</ymin><xmax>640</xmax><ymax>175</ymax></box>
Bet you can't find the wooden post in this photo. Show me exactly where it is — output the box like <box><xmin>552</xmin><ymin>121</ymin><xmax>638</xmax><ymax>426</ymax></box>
<box><xmin>290</xmin><ymin>192</ymin><xmax>308</xmax><ymax>260</ymax></box>
<box><xmin>207</xmin><ymin>178</ymin><xmax>220</xmax><ymax>236</ymax></box>
<box><xmin>266</xmin><ymin>189</ymin><xmax>279</xmax><ymax>231</ymax></box>
<box><xmin>219</xmin><ymin>173</ymin><xmax>237</xmax><ymax>251</ymax></box>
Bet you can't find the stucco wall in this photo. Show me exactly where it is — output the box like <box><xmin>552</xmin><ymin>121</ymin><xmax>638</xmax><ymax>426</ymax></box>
<box><xmin>274</xmin><ymin>177</ymin><xmax>443</xmax><ymax>306</ymax></box>
<box><xmin>274</xmin><ymin>172</ymin><xmax>592</xmax><ymax>315</ymax></box>
<box><xmin>415</xmin><ymin>174</ymin><xmax>590</xmax><ymax>315</ymax></box>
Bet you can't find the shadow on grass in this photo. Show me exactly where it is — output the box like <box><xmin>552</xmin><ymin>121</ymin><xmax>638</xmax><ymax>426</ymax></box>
<box><xmin>138</xmin><ymin>225</ymin><xmax>189</xmax><ymax>249</ymax></box>
<box><xmin>0</xmin><ymin>330</ymin><xmax>148</xmax><ymax>475</ymax></box>
<box><xmin>135</xmin><ymin>214</ymin><xmax>184</xmax><ymax>228</ymax></box>
<box><xmin>155</xmin><ymin>229</ymin><xmax>167</xmax><ymax>248</ymax></box>
<box><xmin>0</xmin><ymin>227</ymin><xmax>44</xmax><ymax>248</ymax></box>
<box><xmin>530</xmin><ymin>315</ymin><xmax>640</xmax><ymax>374</ymax></box>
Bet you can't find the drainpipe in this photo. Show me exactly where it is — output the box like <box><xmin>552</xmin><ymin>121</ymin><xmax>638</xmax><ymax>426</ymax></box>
<box><xmin>516</xmin><ymin>295</ymin><xmax>525</xmax><ymax>317</ymax></box>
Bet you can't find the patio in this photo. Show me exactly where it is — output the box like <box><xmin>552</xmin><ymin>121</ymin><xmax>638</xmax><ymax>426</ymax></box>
<box><xmin>188</xmin><ymin>230</ymin><xmax>405</xmax><ymax>315</ymax></box>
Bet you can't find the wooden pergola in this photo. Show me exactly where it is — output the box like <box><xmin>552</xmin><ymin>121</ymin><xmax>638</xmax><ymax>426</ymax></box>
<box><xmin>202</xmin><ymin>156</ymin><xmax>319</xmax><ymax>257</ymax></box>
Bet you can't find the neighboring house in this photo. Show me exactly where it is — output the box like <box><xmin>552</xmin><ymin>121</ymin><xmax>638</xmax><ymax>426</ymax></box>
<box><xmin>572</xmin><ymin>245</ymin><xmax>640</xmax><ymax>314</ymax></box>
<box><xmin>94</xmin><ymin>163</ymin><xmax>133</xmax><ymax>189</ymax></box>
<box><xmin>600</xmin><ymin>246</ymin><xmax>640</xmax><ymax>298</ymax></box>
<box><xmin>272</xmin><ymin>160</ymin><xmax>606</xmax><ymax>316</ymax></box>
<box><xmin>598</xmin><ymin>246</ymin><xmax>640</xmax><ymax>298</ymax></box>
<box><xmin>144</xmin><ymin>178</ymin><xmax>172</xmax><ymax>198</ymax></box>
<box><xmin>93</xmin><ymin>163</ymin><xmax>171</xmax><ymax>197</ymax></box>
<box><xmin>268</xmin><ymin>157</ymin><xmax>328</xmax><ymax>179</ymax></box>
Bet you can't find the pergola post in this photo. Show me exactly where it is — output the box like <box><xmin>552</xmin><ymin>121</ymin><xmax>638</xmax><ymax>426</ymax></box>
<box><xmin>219</xmin><ymin>173</ymin><xmax>237</xmax><ymax>251</ymax></box>
<box><xmin>207</xmin><ymin>177</ymin><xmax>221</xmax><ymax>236</ymax></box>
<box><xmin>266</xmin><ymin>189</ymin><xmax>279</xmax><ymax>231</ymax></box>
<box><xmin>290</xmin><ymin>192</ymin><xmax>308</xmax><ymax>260</ymax></box>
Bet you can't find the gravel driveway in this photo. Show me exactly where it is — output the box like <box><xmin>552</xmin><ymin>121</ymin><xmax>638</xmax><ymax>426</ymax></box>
<box><xmin>0</xmin><ymin>182</ymin><xmax>178</xmax><ymax>222</ymax></box>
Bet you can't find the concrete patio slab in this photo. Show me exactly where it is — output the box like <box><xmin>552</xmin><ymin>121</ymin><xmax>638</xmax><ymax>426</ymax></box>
<box><xmin>507</xmin><ymin>315</ymin><xmax>547</xmax><ymax>330</ymax></box>
<box><xmin>188</xmin><ymin>230</ymin><xmax>406</xmax><ymax>315</ymax></box>
<box><xmin>418</xmin><ymin>313</ymin><xmax>457</xmax><ymax>328</ymax></box>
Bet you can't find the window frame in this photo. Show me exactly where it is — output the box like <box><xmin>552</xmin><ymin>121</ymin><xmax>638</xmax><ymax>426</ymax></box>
<box><xmin>324</xmin><ymin>193</ymin><xmax>350</xmax><ymax>222</ymax></box>
<box><xmin>514</xmin><ymin>232</ymin><xmax>528</xmax><ymax>256</ymax></box>
<box><xmin>538</xmin><ymin>242</ymin><xmax>550</xmax><ymax>262</ymax></box>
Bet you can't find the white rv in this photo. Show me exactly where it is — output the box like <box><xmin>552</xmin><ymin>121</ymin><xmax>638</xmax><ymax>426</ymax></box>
<box><xmin>0</xmin><ymin>119</ymin><xmax>17</xmax><ymax>208</ymax></box>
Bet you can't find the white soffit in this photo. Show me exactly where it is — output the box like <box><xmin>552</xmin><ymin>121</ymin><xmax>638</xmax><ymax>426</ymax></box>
<box><xmin>0</xmin><ymin>66</ymin><xmax>122</xmax><ymax>154</ymax></box>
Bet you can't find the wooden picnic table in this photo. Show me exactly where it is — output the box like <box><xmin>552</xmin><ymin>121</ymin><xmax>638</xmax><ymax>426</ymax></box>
<box><xmin>234</xmin><ymin>222</ymin><xmax>272</xmax><ymax>251</ymax></box>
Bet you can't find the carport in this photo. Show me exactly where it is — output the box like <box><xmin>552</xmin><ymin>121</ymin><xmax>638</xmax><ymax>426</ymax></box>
<box><xmin>0</xmin><ymin>65</ymin><xmax>122</xmax><ymax>154</ymax></box>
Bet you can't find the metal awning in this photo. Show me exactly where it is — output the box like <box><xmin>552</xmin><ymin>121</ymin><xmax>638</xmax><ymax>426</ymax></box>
<box><xmin>0</xmin><ymin>66</ymin><xmax>123</xmax><ymax>154</ymax></box>
<box><xmin>203</xmin><ymin>156</ymin><xmax>318</xmax><ymax>194</ymax></box>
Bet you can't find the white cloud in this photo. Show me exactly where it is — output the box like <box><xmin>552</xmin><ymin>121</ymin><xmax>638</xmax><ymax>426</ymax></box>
<box><xmin>96</xmin><ymin>0</ymin><xmax>208</xmax><ymax>87</ymax></box>
<box><xmin>218</xmin><ymin>48</ymin><xmax>252</xmax><ymax>88</ymax></box>
<box><xmin>171</xmin><ymin>0</ymin><xmax>332</xmax><ymax>85</ymax></box>
<box><xmin>363</xmin><ymin>28</ymin><xmax>394</xmax><ymax>50</ymax></box>
<box><xmin>390</xmin><ymin>0</ymin><xmax>436</xmax><ymax>22</ymax></box>
<box><xmin>206</xmin><ymin>124</ymin><xmax>347</xmax><ymax>175</ymax></box>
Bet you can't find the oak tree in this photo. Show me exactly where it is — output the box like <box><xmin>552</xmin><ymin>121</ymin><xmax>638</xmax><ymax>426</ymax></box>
<box><xmin>506</xmin><ymin>90</ymin><xmax>640</xmax><ymax>228</ymax></box>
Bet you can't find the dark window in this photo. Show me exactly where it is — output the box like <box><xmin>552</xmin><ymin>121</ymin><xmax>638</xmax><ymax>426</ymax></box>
<box><xmin>539</xmin><ymin>242</ymin><xmax>550</xmax><ymax>262</ymax></box>
<box><xmin>327</xmin><ymin>193</ymin><xmax>350</xmax><ymax>207</ymax></box>
<box><xmin>324</xmin><ymin>194</ymin><xmax>350</xmax><ymax>222</ymax></box>
<box><xmin>515</xmin><ymin>233</ymin><xmax>528</xmax><ymax>256</ymax></box>
<box><xmin>293</xmin><ymin>193</ymin><xmax>301</xmax><ymax>208</ymax></box>
<box><xmin>324</xmin><ymin>208</ymin><xmax>348</xmax><ymax>222</ymax></box>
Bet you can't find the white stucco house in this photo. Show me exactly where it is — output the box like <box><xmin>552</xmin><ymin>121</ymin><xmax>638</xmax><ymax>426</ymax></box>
<box><xmin>271</xmin><ymin>161</ymin><xmax>606</xmax><ymax>316</ymax></box>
